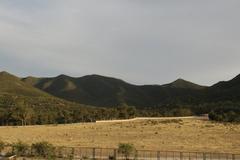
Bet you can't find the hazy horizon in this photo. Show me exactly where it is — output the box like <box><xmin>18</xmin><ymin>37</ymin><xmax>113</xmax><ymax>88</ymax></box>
<box><xmin>1</xmin><ymin>0</ymin><xmax>240</xmax><ymax>85</ymax></box>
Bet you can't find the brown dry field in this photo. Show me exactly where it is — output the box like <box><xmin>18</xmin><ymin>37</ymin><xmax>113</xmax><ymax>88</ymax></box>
<box><xmin>0</xmin><ymin>118</ymin><xmax>239</xmax><ymax>153</ymax></box>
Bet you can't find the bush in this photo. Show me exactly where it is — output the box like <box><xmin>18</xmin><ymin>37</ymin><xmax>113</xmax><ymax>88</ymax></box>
<box><xmin>12</xmin><ymin>141</ymin><xmax>29</xmax><ymax>156</ymax></box>
<box><xmin>0</xmin><ymin>140</ymin><xmax>4</xmax><ymax>153</ymax></box>
<box><xmin>31</xmin><ymin>141</ymin><xmax>55</xmax><ymax>158</ymax></box>
<box><xmin>118</xmin><ymin>143</ymin><xmax>135</xmax><ymax>160</ymax></box>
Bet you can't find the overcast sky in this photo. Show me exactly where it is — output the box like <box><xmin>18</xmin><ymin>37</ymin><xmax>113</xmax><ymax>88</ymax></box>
<box><xmin>0</xmin><ymin>0</ymin><xmax>240</xmax><ymax>86</ymax></box>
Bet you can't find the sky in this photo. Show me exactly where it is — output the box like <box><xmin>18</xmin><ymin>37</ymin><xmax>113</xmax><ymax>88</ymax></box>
<box><xmin>0</xmin><ymin>0</ymin><xmax>240</xmax><ymax>86</ymax></box>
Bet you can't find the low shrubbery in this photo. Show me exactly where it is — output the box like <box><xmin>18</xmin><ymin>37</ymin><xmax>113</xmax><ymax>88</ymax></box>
<box><xmin>209</xmin><ymin>106</ymin><xmax>240</xmax><ymax>123</ymax></box>
<box><xmin>31</xmin><ymin>141</ymin><xmax>55</xmax><ymax>158</ymax></box>
<box><xmin>12</xmin><ymin>141</ymin><xmax>29</xmax><ymax>156</ymax></box>
<box><xmin>118</xmin><ymin>143</ymin><xmax>136</xmax><ymax>160</ymax></box>
<box><xmin>0</xmin><ymin>141</ymin><xmax>57</xmax><ymax>158</ymax></box>
<box><xmin>0</xmin><ymin>140</ymin><xmax>4</xmax><ymax>153</ymax></box>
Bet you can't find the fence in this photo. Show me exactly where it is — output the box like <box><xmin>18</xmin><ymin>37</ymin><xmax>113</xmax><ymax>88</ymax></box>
<box><xmin>40</xmin><ymin>147</ymin><xmax>240</xmax><ymax>160</ymax></box>
<box><xmin>1</xmin><ymin>146</ymin><xmax>240</xmax><ymax>160</ymax></box>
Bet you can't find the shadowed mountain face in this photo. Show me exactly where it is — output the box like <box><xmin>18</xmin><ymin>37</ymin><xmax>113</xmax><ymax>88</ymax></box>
<box><xmin>206</xmin><ymin>74</ymin><xmax>240</xmax><ymax>102</ymax></box>
<box><xmin>22</xmin><ymin>74</ymin><xmax>207</xmax><ymax>107</ymax></box>
<box><xmin>22</xmin><ymin>75</ymin><xmax>149</xmax><ymax>107</ymax></box>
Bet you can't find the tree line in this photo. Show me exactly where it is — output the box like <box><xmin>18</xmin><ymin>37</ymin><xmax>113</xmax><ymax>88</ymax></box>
<box><xmin>0</xmin><ymin>94</ymin><xmax>195</xmax><ymax>126</ymax></box>
<box><xmin>1</xmin><ymin>94</ymin><xmax>240</xmax><ymax>126</ymax></box>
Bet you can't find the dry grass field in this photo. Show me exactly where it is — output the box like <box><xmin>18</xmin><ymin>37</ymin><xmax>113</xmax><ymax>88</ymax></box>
<box><xmin>0</xmin><ymin>118</ymin><xmax>239</xmax><ymax>154</ymax></box>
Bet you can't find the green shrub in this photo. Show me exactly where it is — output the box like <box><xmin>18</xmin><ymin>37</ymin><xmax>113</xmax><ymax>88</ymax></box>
<box><xmin>118</xmin><ymin>143</ymin><xmax>135</xmax><ymax>160</ymax></box>
<box><xmin>31</xmin><ymin>141</ymin><xmax>55</xmax><ymax>158</ymax></box>
<box><xmin>12</xmin><ymin>141</ymin><xmax>29</xmax><ymax>156</ymax></box>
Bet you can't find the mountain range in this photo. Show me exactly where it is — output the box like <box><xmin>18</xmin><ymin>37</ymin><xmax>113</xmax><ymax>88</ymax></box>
<box><xmin>0</xmin><ymin>71</ymin><xmax>237</xmax><ymax>108</ymax></box>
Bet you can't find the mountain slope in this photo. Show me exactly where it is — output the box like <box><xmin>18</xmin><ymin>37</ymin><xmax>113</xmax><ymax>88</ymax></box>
<box><xmin>207</xmin><ymin>74</ymin><xmax>240</xmax><ymax>102</ymax></box>
<box><xmin>2</xmin><ymin>70</ymin><xmax>240</xmax><ymax>109</ymax></box>
<box><xmin>162</xmin><ymin>79</ymin><xmax>205</xmax><ymax>90</ymax></box>
<box><xmin>211</xmin><ymin>74</ymin><xmax>240</xmax><ymax>89</ymax></box>
<box><xmin>0</xmin><ymin>71</ymin><xmax>101</xmax><ymax>125</ymax></box>
<box><xmin>0</xmin><ymin>71</ymin><xmax>49</xmax><ymax>97</ymax></box>
<box><xmin>22</xmin><ymin>74</ymin><xmax>150</xmax><ymax>107</ymax></box>
<box><xmin>22</xmin><ymin>74</ymin><xmax>206</xmax><ymax>107</ymax></box>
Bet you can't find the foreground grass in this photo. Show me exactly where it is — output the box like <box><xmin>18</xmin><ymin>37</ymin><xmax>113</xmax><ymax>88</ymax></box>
<box><xmin>0</xmin><ymin>118</ymin><xmax>239</xmax><ymax>153</ymax></box>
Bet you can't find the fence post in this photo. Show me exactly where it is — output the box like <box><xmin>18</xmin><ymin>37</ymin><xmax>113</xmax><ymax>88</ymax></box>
<box><xmin>157</xmin><ymin>151</ymin><xmax>160</xmax><ymax>160</ymax></box>
<box><xmin>114</xmin><ymin>149</ymin><xmax>117</xmax><ymax>160</ymax></box>
<box><xmin>180</xmin><ymin>152</ymin><xmax>183</xmax><ymax>160</ymax></box>
<box><xmin>93</xmin><ymin>148</ymin><xmax>96</xmax><ymax>159</ymax></box>
<box><xmin>11</xmin><ymin>145</ymin><xmax>14</xmax><ymax>155</ymax></box>
<box><xmin>203</xmin><ymin>153</ymin><xmax>206</xmax><ymax>160</ymax></box>
<box><xmin>69</xmin><ymin>147</ymin><xmax>74</xmax><ymax>159</ymax></box>
<box><xmin>232</xmin><ymin>154</ymin><xmax>235</xmax><ymax>160</ymax></box>
<box><xmin>135</xmin><ymin>150</ymin><xmax>138</xmax><ymax>160</ymax></box>
<box><xmin>30</xmin><ymin>146</ymin><xmax>33</xmax><ymax>157</ymax></box>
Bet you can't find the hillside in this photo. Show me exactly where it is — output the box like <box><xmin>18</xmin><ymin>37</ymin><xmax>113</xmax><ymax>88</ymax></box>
<box><xmin>207</xmin><ymin>74</ymin><xmax>240</xmax><ymax>102</ymax></box>
<box><xmin>162</xmin><ymin>78</ymin><xmax>205</xmax><ymax>90</ymax></box>
<box><xmin>0</xmin><ymin>71</ymin><xmax>100</xmax><ymax>125</ymax></box>
<box><xmin>1</xmin><ymin>71</ymin><xmax>240</xmax><ymax>125</ymax></box>
<box><xmin>212</xmin><ymin>74</ymin><xmax>240</xmax><ymax>89</ymax></box>
<box><xmin>22</xmin><ymin>74</ymin><xmax>149</xmax><ymax>107</ymax></box>
<box><xmin>22</xmin><ymin>72</ymin><xmax>240</xmax><ymax>109</ymax></box>
<box><xmin>0</xmin><ymin>71</ymin><xmax>49</xmax><ymax>97</ymax></box>
<box><xmin>22</xmin><ymin>74</ymin><xmax>206</xmax><ymax>107</ymax></box>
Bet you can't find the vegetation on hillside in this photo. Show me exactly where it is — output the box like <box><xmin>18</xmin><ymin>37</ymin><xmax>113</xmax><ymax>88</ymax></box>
<box><xmin>0</xmin><ymin>94</ymin><xmax>140</xmax><ymax>125</ymax></box>
<box><xmin>209</xmin><ymin>105</ymin><xmax>240</xmax><ymax>122</ymax></box>
<box><xmin>1</xmin><ymin>71</ymin><xmax>240</xmax><ymax>124</ymax></box>
<box><xmin>0</xmin><ymin>93</ymin><xmax>201</xmax><ymax>126</ymax></box>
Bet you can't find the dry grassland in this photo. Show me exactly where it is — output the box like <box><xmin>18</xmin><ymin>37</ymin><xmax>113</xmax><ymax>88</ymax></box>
<box><xmin>0</xmin><ymin>118</ymin><xmax>239</xmax><ymax>153</ymax></box>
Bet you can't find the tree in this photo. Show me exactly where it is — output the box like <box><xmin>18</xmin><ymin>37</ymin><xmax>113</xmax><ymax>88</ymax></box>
<box><xmin>0</xmin><ymin>108</ymin><xmax>5</xmax><ymax>125</ymax></box>
<box><xmin>3</xmin><ymin>106</ymin><xmax>14</xmax><ymax>126</ymax></box>
<box><xmin>56</xmin><ymin>109</ymin><xmax>73</xmax><ymax>124</ymax></box>
<box><xmin>12</xmin><ymin>100</ymin><xmax>34</xmax><ymax>126</ymax></box>
<box><xmin>126</xmin><ymin>106</ymin><xmax>137</xmax><ymax>118</ymax></box>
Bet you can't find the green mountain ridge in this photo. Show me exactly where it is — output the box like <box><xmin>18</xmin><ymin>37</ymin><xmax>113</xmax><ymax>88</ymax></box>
<box><xmin>1</xmin><ymin>71</ymin><xmax>240</xmax><ymax>109</ymax></box>
<box><xmin>0</xmin><ymin>71</ymin><xmax>103</xmax><ymax>125</ymax></box>
<box><xmin>162</xmin><ymin>78</ymin><xmax>206</xmax><ymax>90</ymax></box>
<box><xmin>0</xmin><ymin>71</ymin><xmax>49</xmax><ymax>97</ymax></box>
<box><xmin>21</xmin><ymin>73</ymin><xmax>209</xmax><ymax>107</ymax></box>
<box><xmin>22</xmin><ymin>74</ymin><xmax>146</xmax><ymax>107</ymax></box>
<box><xmin>206</xmin><ymin>74</ymin><xmax>240</xmax><ymax>102</ymax></box>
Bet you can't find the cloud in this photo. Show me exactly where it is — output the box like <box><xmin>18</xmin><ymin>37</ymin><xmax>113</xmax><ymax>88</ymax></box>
<box><xmin>0</xmin><ymin>0</ymin><xmax>240</xmax><ymax>85</ymax></box>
